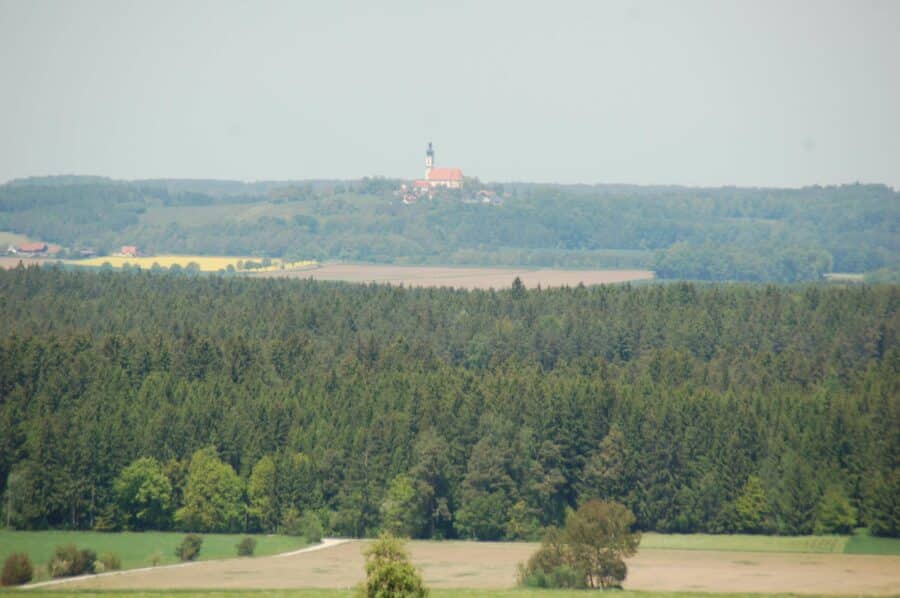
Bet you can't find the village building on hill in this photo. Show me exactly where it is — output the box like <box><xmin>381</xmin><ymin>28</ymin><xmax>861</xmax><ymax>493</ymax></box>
<box><xmin>423</xmin><ymin>142</ymin><xmax>463</xmax><ymax>189</ymax></box>
<box><xmin>119</xmin><ymin>245</ymin><xmax>139</xmax><ymax>257</ymax></box>
<box><xmin>401</xmin><ymin>142</ymin><xmax>464</xmax><ymax>202</ymax></box>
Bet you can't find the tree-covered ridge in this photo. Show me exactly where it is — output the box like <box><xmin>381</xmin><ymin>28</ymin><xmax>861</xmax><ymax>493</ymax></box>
<box><xmin>0</xmin><ymin>178</ymin><xmax>897</xmax><ymax>281</ymax></box>
<box><xmin>0</xmin><ymin>267</ymin><xmax>897</xmax><ymax>538</ymax></box>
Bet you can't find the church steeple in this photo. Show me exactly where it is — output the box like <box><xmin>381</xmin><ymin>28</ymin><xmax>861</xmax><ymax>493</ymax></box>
<box><xmin>425</xmin><ymin>142</ymin><xmax>434</xmax><ymax>178</ymax></box>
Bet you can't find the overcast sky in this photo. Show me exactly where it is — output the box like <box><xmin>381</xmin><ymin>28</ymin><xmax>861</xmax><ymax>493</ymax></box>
<box><xmin>1</xmin><ymin>0</ymin><xmax>898</xmax><ymax>187</ymax></box>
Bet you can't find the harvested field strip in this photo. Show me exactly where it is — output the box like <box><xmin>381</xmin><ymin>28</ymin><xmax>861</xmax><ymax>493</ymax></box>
<box><xmin>55</xmin><ymin>540</ymin><xmax>900</xmax><ymax>595</ymax></box>
<box><xmin>254</xmin><ymin>263</ymin><xmax>655</xmax><ymax>289</ymax></box>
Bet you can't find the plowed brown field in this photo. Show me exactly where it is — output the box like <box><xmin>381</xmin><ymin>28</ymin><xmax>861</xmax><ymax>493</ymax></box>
<box><xmin>57</xmin><ymin>540</ymin><xmax>900</xmax><ymax>595</ymax></box>
<box><xmin>253</xmin><ymin>264</ymin><xmax>654</xmax><ymax>289</ymax></box>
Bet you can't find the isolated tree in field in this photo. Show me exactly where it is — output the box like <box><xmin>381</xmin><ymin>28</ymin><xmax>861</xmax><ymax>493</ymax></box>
<box><xmin>113</xmin><ymin>457</ymin><xmax>173</xmax><ymax>530</ymax></box>
<box><xmin>520</xmin><ymin>499</ymin><xmax>639</xmax><ymax>589</ymax></box>
<box><xmin>361</xmin><ymin>533</ymin><xmax>427</xmax><ymax>598</ymax></box>
<box><xmin>174</xmin><ymin>448</ymin><xmax>244</xmax><ymax>533</ymax></box>
<box><xmin>565</xmin><ymin>499</ymin><xmax>640</xmax><ymax>588</ymax></box>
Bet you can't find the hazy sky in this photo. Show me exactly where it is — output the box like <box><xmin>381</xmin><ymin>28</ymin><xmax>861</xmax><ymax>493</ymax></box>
<box><xmin>1</xmin><ymin>0</ymin><xmax>898</xmax><ymax>187</ymax></box>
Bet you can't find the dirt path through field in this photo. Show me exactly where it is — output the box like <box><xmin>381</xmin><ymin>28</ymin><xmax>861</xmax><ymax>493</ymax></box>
<box><xmin>54</xmin><ymin>540</ymin><xmax>900</xmax><ymax>594</ymax></box>
<box><xmin>253</xmin><ymin>264</ymin><xmax>655</xmax><ymax>289</ymax></box>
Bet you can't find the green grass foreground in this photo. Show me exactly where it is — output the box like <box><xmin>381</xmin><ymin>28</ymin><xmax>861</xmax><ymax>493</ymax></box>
<box><xmin>0</xmin><ymin>591</ymin><xmax>870</xmax><ymax>598</ymax></box>
<box><xmin>0</xmin><ymin>530</ymin><xmax>309</xmax><ymax>581</ymax></box>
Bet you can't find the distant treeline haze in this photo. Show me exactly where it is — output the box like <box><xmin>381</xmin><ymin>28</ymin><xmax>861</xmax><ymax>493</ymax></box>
<box><xmin>0</xmin><ymin>267</ymin><xmax>897</xmax><ymax>538</ymax></box>
<box><xmin>0</xmin><ymin>176</ymin><xmax>897</xmax><ymax>282</ymax></box>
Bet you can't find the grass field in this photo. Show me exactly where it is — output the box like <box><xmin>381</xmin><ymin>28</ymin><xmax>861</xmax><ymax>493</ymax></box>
<box><xmin>638</xmin><ymin>532</ymin><xmax>848</xmax><ymax>553</ymax></box>
<box><xmin>845</xmin><ymin>528</ymin><xmax>900</xmax><ymax>555</ymax></box>
<box><xmin>0</xmin><ymin>531</ymin><xmax>309</xmax><ymax>581</ymax></box>
<box><xmin>64</xmin><ymin>255</ymin><xmax>316</xmax><ymax>273</ymax></box>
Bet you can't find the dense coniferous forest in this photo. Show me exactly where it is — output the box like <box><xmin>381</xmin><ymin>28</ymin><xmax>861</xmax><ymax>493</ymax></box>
<box><xmin>0</xmin><ymin>266</ymin><xmax>897</xmax><ymax>538</ymax></box>
<box><xmin>1</xmin><ymin>176</ymin><xmax>897</xmax><ymax>282</ymax></box>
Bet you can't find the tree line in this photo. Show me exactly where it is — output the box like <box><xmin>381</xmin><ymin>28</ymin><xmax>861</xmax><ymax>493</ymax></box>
<box><xmin>1</xmin><ymin>177</ymin><xmax>897</xmax><ymax>281</ymax></box>
<box><xmin>0</xmin><ymin>266</ymin><xmax>897</xmax><ymax>538</ymax></box>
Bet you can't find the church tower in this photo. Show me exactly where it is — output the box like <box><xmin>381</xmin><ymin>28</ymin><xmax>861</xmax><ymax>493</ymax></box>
<box><xmin>425</xmin><ymin>142</ymin><xmax>434</xmax><ymax>179</ymax></box>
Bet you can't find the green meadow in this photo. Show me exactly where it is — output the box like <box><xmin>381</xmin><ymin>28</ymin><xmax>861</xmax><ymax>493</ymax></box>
<box><xmin>638</xmin><ymin>529</ymin><xmax>899</xmax><ymax>555</ymax></box>
<box><xmin>0</xmin><ymin>531</ymin><xmax>308</xmax><ymax>581</ymax></box>
<box><xmin>637</xmin><ymin>532</ymin><xmax>848</xmax><ymax>553</ymax></box>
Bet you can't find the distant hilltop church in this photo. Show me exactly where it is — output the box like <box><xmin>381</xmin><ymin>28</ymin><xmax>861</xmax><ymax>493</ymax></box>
<box><xmin>415</xmin><ymin>142</ymin><xmax>463</xmax><ymax>190</ymax></box>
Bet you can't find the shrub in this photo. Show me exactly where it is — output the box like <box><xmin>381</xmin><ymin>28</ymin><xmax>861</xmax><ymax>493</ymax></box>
<box><xmin>518</xmin><ymin>528</ymin><xmax>586</xmax><ymax>589</ymax></box>
<box><xmin>236</xmin><ymin>537</ymin><xmax>257</xmax><ymax>557</ymax></box>
<box><xmin>302</xmin><ymin>511</ymin><xmax>324</xmax><ymax>543</ymax></box>
<box><xmin>100</xmin><ymin>553</ymin><xmax>122</xmax><ymax>571</ymax></box>
<box><xmin>48</xmin><ymin>544</ymin><xmax>96</xmax><ymax>578</ymax></box>
<box><xmin>519</xmin><ymin>563</ymin><xmax>586</xmax><ymax>589</ymax></box>
<box><xmin>361</xmin><ymin>533</ymin><xmax>427</xmax><ymax>598</ymax></box>
<box><xmin>148</xmin><ymin>551</ymin><xmax>163</xmax><ymax>567</ymax></box>
<box><xmin>175</xmin><ymin>534</ymin><xmax>203</xmax><ymax>562</ymax></box>
<box><xmin>1</xmin><ymin>553</ymin><xmax>34</xmax><ymax>586</ymax></box>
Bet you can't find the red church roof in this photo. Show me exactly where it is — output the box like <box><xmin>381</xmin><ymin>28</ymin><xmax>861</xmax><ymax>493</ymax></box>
<box><xmin>427</xmin><ymin>167</ymin><xmax>463</xmax><ymax>181</ymax></box>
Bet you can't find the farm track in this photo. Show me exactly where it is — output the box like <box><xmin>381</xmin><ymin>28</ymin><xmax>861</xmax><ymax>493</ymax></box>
<box><xmin>51</xmin><ymin>540</ymin><xmax>900</xmax><ymax>595</ymax></box>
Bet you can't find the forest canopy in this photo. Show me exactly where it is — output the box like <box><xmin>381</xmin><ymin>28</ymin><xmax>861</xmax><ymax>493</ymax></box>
<box><xmin>1</xmin><ymin>177</ymin><xmax>897</xmax><ymax>282</ymax></box>
<box><xmin>0</xmin><ymin>266</ymin><xmax>897</xmax><ymax>538</ymax></box>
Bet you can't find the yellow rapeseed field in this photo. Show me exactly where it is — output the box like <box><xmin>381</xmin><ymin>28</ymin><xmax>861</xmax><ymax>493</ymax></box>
<box><xmin>66</xmin><ymin>255</ymin><xmax>316</xmax><ymax>272</ymax></box>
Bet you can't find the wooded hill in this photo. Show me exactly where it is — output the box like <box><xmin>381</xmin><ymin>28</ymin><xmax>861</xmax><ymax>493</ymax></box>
<box><xmin>1</xmin><ymin>176</ymin><xmax>897</xmax><ymax>282</ymax></box>
<box><xmin>0</xmin><ymin>266</ymin><xmax>897</xmax><ymax>538</ymax></box>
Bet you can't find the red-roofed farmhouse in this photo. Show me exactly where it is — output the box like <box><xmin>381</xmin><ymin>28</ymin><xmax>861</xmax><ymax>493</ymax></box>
<box><xmin>16</xmin><ymin>242</ymin><xmax>47</xmax><ymax>254</ymax></box>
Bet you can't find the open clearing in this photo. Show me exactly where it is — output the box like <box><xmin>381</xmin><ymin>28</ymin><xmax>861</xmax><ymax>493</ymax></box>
<box><xmin>253</xmin><ymin>263</ymin><xmax>655</xmax><ymax>289</ymax></box>
<box><xmin>55</xmin><ymin>539</ymin><xmax>900</xmax><ymax>595</ymax></box>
